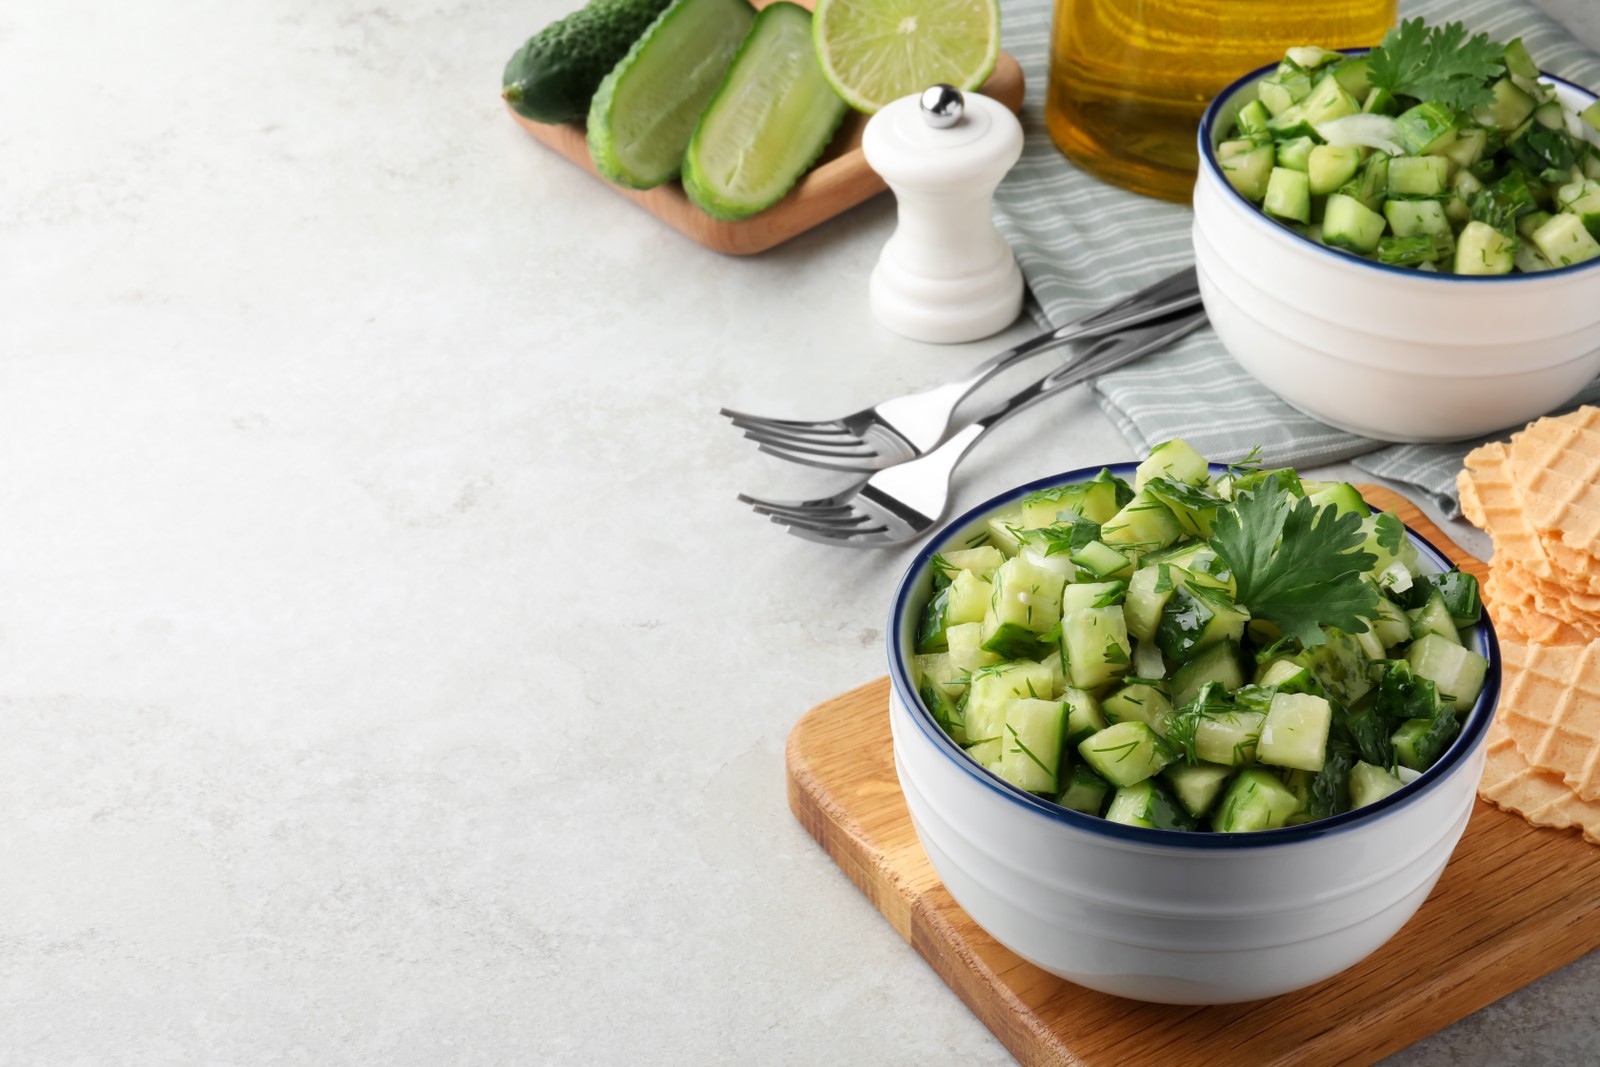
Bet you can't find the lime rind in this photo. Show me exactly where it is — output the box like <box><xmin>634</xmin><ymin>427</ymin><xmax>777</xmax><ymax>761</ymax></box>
<box><xmin>812</xmin><ymin>0</ymin><xmax>1001</xmax><ymax>114</ymax></box>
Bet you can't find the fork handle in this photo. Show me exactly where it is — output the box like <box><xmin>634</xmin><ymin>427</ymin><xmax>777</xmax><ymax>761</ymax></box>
<box><xmin>942</xmin><ymin>265</ymin><xmax>1201</xmax><ymax>398</ymax></box>
<box><xmin>936</xmin><ymin>308</ymin><xmax>1208</xmax><ymax>468</ymax></box>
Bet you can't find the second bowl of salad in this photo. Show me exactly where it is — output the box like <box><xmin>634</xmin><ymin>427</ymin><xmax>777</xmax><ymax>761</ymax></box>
<box><xmin>1192</xmin><ymin>22</ymin><xmax>1600</xmax><ymax>443</ymax></box>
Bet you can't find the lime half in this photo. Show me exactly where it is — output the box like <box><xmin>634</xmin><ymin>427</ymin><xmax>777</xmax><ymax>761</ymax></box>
<box><xmin>813</xmin><ymin>0</ymin><xmax>1001</xmax><ymax>114</ymax></box>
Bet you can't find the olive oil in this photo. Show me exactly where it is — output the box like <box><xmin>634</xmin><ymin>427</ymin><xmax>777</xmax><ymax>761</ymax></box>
<box><xmin>1045</xmin><ymin>0</ymin><xmax>1397</xmax><ymax>202</ymax></box>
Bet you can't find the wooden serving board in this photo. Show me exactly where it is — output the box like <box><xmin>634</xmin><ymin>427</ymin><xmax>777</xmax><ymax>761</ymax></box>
<box><xmin>507</xmin><ymin>17</ymin><xmax>1025</xmax><ymax>256</ymax></box>
<box><xmin>786</xmin><ymin>485</ymin><xmax>1600</xmax><ymax>1067</ymax></box>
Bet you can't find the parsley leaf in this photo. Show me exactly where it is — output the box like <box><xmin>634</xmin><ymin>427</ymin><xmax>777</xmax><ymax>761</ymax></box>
<box><xmin>1374</xmin><ymin>511</ymin><xmax>1405</xmax><ymax>556</ymax></box>
<box><xmin>1367</xmin><ymin>19</ymin><xmax>1505</xmax><ymax>112</ymax></box>
<box><xmin>1207</xmin><ymin>482</ymin><xmax>1379</xmax><ymax>648</ymax></box>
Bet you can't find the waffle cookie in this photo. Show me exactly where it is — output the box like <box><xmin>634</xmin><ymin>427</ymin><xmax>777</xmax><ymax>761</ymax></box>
<box><xmin>1479</xmin><ymin>718</ymin><xmax>1600</xmax><ymax>845</ymax></box>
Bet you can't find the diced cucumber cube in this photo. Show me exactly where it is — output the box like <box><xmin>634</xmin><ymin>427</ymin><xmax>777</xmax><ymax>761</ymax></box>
<box><xmin>1069</xmin><ymin>540</ymin><xmax>1132</xmax><ymax>582</ymax></box>
<box><xmin>1298</xmin><ymin>74</ymin><xmax>1359</xmax><ymax>125</ymax></box>
<box><xmin>1405</xmin><ymin>634</ymin><xmax>1488</xmax><ymax>710</ymax></box>
<box><xmin>1100</xmin><ymin>488</ymin><xmax>1184</xmax><ymax>551</ymax></box>
<box><xmin>946</xmin><ymin>621</ymin><xmax>1000</xmax><ymax>674</ymax></box>
<box><xmin>1556</xmin><ymin>180</ymin><xmax>1600</xmax><ymax>239</ymax></box>
<box><xmin>1055</xmin><ymin>762</ymin><xmax>1111</xmax><ymax>815</ymax></box>
<box><xmin>1257</xmin><ymin>692</ymin><xmax>1332</xmax><ymax>772</ymax></box>
<box><xmin>1258</xmin><ymin>76</ymin><xmax>1308</xmax><ymax>117</ymax></box>
<box><xmin>1308</xmin><ymin>145</ymin><xmax>1364</xmax><ymax>195</ymax></box>
<box><xmin>1212</xmin><ymin>768</ymin><xmax>1299</xmax><ymax>831</ymax></box>
<box><xmin>1349</xmin><ymin>761</ymin><xmax>1405</xmax><ymax>808</ymax></box>
<box><xmin>1157</xmin><ymin>585</ymin><xmax>1249</xmax><ymax>664</ymax></box>
<box><xmin>1162</xmin><ymin>761</ymin><xmax>1235</xmax><ymax>818</ymax></box>
<box><xmin>1533</xmin><ymin>99</ymin><xmax>1566</xmax><ymax>130</ymax></box>
<box><xmin>1322</xmin><ymin>193</ymin><xmax>1387</xmax><ymax>253</ymax></box>
<box><xmin>984</xmin><ymin>509</ymin><xmax>1025</xmax><ymax>556</ymax></box>
<box><xmin>1518</xmin><ymin>210</ymin><xmax>1555</xmax><ymax>239</ymax></box>
<box><xmin>918</xmin><ymin>672</ymin><xmax>966</xmax><ymax>745</ymax></box>
<box><xmin>1236</xmin><ymin>99</ymin><xmax>1271</xmax><ymax>139</ymax></box>
<box><xmin>1172</xmin><ymin>641</ymin><xmax>1245</xmax><ymax>710</ymax></box>
<box><xmin>1440</xmin><ymin>127</ymin><xmax>1488</xmax><ymax>169</ymax></box>
<box><xmin>1106</xmin><ymin>779</ymin><xmax>1195</xmax><ymax>830</ymax></box>
<box><xmin>1503</xmin><ymin>37</ymin><xmax>1539</xmax><ymax>80</ymax></box>
<box><xmin>1392</xmin><ymin>712</ymin><xmax>1459</xmax><ymax>772</ymax></box>
<box><xmin>1532</xmin><ymin>212</ymin><xmax>1600</xmax><ymax>267</ymax></box>
<box><xmin>1373</xmin><ymin>596</ymin><xmax>1412</xmax><ymax>648</ymax></box>
<box><xmin>1340</xmin><ymin>151</ymin><xmax>1389</xmax><ymax>211</ymax></box>
<box><xmin>1362</xmin><ymin>86</ymin><xmax>1398</xmax><ymax>116</ymax></box>
<box><xmin>1192</xmin><ymin>708</ymin><xmax>1267</xmax><ymax>767</ymax></box>
<box><xmin>1286</xmin><ymin>46</ymin><xmax>1344</xmax><ymax>71</ymax></box>
<box><xmin>1395</xmin><ymin>101</ymin><xmax>1458</xmax><ymax>155</ymax></box>
<box><xmin>1583</xmin><ymin>99</ymin><xmax>1600</xmax><ymax>133</ymax></box>
<box><xmin>1474</xmin><ymin>78</ymin><xmax>1536</xmax><ymax>131</ymax></box>
<box><xmin>1124</xmin><ymin>565</ymin><xmax>1176</xmax><ymax>643</ymax></box>
<box><xmin>1019</xmin><ymin>474</ymin><xmax>1126</xmax><ymax>527</ymax></box>
<box><xmin>914</xmin><ymin>652</ymin><xmax>968</xmax><ymax>703</ymax></box>
<box><xmin>1377</xmin><ymin>234</ymin><xmax>1441</xmax><ymax>265</ymax></box>
<box><xmin>1331</xmin><ymin>56</ymin><xmax>1372</xmax><ymax>99</ymax></box>
<box><xmin>1264</xmin><ymin>167</ymin><xmax>1311</xmax><ymax>223</ymax></box>
<box><xmin>998</xmin><ymin>697</ymin><xmax>1068</xmax><ymax>793</ymax></box>
<box><xmin>1217</xmin><ymin>138</ymin><xmax>1256</xmax><ymax>161</ymax></box>
<box><xmin>1383</xmin><ymin>199</ymin><xmax>1454</xmax><ymax>262</ymax></box>
<box><xmin>1134</xmin><ymin>438</ymin><xmax>1210</xmax><ymax>491</ymax></box>
<box><xmin>992</xmin><ymin>556</ymin><xmax>1067</xmax><ymax>633</ymax></box>
<box><xmin>1103</xmin><ymin>680</ymin><xmax>1174</xmax><ymax>735</ymax></box>
<box><xmin>946</xmin><ymin>568</ymin><xmax>991</xmax><ymax>626</ymax></box>
<box><xmin>1516</xmin><ymin>241</ymin><xmax>1557</xmax><ymax>273</ymax></box>
<box><xmin>1062</xmin><ymin>580</ymin><xmax>1124</xmax><ymax>615</ymax></box>
<box><xmin>1256</xmin><ymin>658</ymin><xmax>1320</xmax><ymax>692</ymax></box>
<box><xmin>1062</xmin><ymin>687</ymin><xmax>1107</xmax><ymax>748</ymax></box>
<box><xmin>939</xmin><ymin>545</ymin><xmax>1004</xmax><ymax>580</ymax></box>
<box><xmin>1221</xmin><ymin>143</ymin><xmax>1276</xmax><ymax>202</ymax></box>
<box><xmin>1277</xmin><ymin>135</ymin><xmax>1315</xmax><ymax>173</ymax></box>
<box><xmin>1078</xmin><ymin>720</ymin><xmax>1172</xmax><ymax>787</ymax></box>
<box><xmin>1408</xmin><ymin>591</ymin><xmax>1462</xmax><ymax>646</ymax></box>
<box><xmin>981</xmin><ymin>620</ymin><xmax>1054</xmax><ymax>660</ymax></box>
<box><xmin>1304</xmin><ymin>628</ymin><xmax>1375</xmax><ymax>705</ymax></box>
<box><xmin>1388</xmin><ymin>155</ymin><xmax>1452</xmax><ymax>197</ymax></box>
<box><xmin>1454</xmin><ymin>220</ymin><xmax>1517</xmax><ymax>275</ymax></box>
<box><xmin>1132</xmin><ymin>637</ymin><xmax>1166</xmax><ymax>680</ymax></box>
<box><xmin>1061</xmin><ymin>605</ymin><xmax>1132</xmax><ymax>691</ymax></box>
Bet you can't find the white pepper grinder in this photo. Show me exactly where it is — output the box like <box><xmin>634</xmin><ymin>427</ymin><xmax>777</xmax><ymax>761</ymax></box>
<box><xmin>862</xmin><ymin>84</ymin><xmax>1024</xmax><ymax>344</ymax></box>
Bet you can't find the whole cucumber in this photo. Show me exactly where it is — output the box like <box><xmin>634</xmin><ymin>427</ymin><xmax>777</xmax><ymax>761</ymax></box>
<box><xmin>501</xmin><ymin>0</ymin><xmax>674</xmax><ymax>125</ymax></box>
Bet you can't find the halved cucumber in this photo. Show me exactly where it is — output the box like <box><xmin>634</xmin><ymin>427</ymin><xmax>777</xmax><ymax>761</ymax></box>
<box><xmin>683</xmin><ymin>2</ymin><xmax>848</xmax><ymax>220</ymax></box>
<box><xmin>587</xmin><ymin>0</ymin><xmax>756</xmax><ymax>189</ymax></box>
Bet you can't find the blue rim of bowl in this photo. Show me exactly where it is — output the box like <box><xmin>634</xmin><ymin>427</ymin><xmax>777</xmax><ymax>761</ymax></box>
<box><xmin>886</xmin><ymin>462</ymin><xmax>1502</xmax><ymax>850</ymax></box>
<box><xmin>1196</xmin><ymin>52</ymin><xmax>1600</xmax><ymax>283</ymax></box>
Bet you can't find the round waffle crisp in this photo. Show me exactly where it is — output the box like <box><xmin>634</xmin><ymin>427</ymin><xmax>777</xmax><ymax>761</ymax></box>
<box><xmin>1459</xmin><ymin>408</ymin><xmax>1600</xmax><ymax>844</ymax></box>
<box><xmin>1479</xmin><ymin>717</ymin><xmax>1600</xmax><ymax>845</ymax></box>
<box><xmin>1497</xmin><ymin>641</ymin><xmax>1600</xmax><ymax>802</ymax></box>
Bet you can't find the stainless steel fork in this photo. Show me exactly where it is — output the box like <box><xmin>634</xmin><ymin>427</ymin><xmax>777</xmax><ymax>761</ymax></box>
<box><xmin>737</xmin><ymin>305</ymin><xmax>1208</xmax><ymax>547</ymax></box>
<box><xmin>721</xmin><ymin>266</ymin><xmax>1200</xmax><ymax>472</ymax></box>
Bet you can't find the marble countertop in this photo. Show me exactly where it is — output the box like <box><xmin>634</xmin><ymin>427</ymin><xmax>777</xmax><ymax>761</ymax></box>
<box><xmin>5</xmin><ymin>1</ymin><xmax>1597</xmax><ymax>1062</ymax></box>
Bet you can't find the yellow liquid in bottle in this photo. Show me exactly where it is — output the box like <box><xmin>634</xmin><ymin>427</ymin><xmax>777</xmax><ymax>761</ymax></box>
<box><xmin>1045</xmin><ymin>0</ymin><xmax>1398</xmax><ymax>202</ymax></box>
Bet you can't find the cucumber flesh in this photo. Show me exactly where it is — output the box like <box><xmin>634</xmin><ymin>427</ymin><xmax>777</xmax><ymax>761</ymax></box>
<box><xmin>683</xmin><ymin>2</ymin><xmax>848</xmax><ymax>220</ymax></box>
<box><xmin>586</xmin><ymin>0</ymin><xmax>756</xmax><ymax>189</ymax></box>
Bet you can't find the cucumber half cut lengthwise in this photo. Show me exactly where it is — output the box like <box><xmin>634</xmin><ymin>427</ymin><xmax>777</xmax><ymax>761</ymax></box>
<box><xmin>586</xmin><ymin>0</ymin><xmax>756</xmax><ymax>190</ymax></box>
<box><xmin>683</xmin><ymin>3</ymin><xmax>849</xmax><ymax>221</ymax></box>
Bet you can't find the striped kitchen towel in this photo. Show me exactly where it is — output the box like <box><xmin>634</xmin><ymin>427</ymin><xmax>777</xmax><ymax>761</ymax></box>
<box><xmin>992</xmin><ymin>0</ymin><xmax>1600</xmax><ymax>515</ymax></box>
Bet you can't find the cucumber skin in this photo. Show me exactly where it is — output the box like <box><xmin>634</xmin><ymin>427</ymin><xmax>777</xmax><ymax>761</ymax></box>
<box><xmin>501</xmin><ymin>0</ymin><xmax>673</xmax><ymax>125</ymax></box>
<box><xmin>587</xmin><ymin>0</ymin><xmax>757</xmax><ymax>190</ymax></box>
<box><xmin>681</xmin><ymin>2</ymin><xmax>848</xmax><ymax>221</ymax></box>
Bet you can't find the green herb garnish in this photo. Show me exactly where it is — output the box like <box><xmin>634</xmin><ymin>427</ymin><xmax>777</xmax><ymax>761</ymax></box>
<box><xmin>1367</xmin><ymin>19</ymin><xmax>1505</xmax><ymax>112</ymax></box>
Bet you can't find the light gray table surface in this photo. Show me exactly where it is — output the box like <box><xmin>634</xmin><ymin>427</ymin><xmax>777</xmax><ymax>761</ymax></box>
<box><xmin>4</xmin><ymin>1</ymin><xmax>1597</xmax><ymax>1063</ymax></box>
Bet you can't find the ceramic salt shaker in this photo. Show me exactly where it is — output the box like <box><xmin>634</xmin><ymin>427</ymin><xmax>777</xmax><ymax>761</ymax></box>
<box><xmin>862</xmin><ymin>85</ymin><xmax>1024</xmax><ymax>344</ymax></box>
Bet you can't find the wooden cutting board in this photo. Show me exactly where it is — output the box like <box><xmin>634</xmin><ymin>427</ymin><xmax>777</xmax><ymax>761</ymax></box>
<box><xmin>506</xmin><ymin>1</ymin><xmax>1025</xmax><ymax>256</ymax></box>
<box><xmin>785</xmin><ymin>485</ymin><xmax>1600</xmax><ymax>1067</ymax></box>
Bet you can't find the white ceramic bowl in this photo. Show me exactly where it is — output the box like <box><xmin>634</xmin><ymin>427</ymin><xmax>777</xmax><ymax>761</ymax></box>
<box><xmin>887</xmin><ymin>464</ymin><xmax>1501</xmax><ymax>1004</ymax></box>
<box><xmin>1193</xmin><ymin>62</ymin><xmax>1600</xmax><ymax>443</ymax></box>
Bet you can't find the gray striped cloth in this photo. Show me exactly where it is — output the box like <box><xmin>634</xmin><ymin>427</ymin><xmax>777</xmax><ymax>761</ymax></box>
<box><xmin>993</xmin><ymin>0</ymin><xmax>1600</xmax><ymax>516</ymax></box>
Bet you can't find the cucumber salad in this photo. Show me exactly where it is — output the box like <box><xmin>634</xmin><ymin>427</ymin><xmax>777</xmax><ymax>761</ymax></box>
<box><xmin>910</xmin><ymin>440</ymin><xmax>1490</xmax><ymax>833</ymax></box>
<box><xmin>1216</xmin><ymin>20</ymin><xmax>1600</xmax><ymax>273</ymax></box>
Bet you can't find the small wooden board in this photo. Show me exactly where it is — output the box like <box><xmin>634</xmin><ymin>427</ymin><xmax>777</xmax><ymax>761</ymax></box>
<box><xmin>785</xmin><ymin>485</ymin><xmax>1600</xmax><ymax>1067</ymax></box>
<box><xmin>507</xmin><ymin>31</ymin><xmax>1025</xmax><ymax>256</ymax></box>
